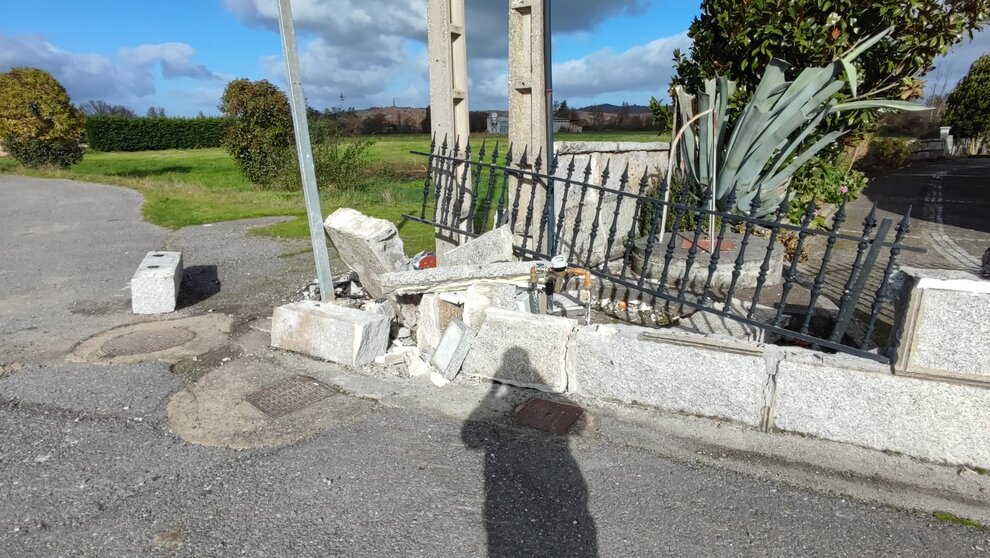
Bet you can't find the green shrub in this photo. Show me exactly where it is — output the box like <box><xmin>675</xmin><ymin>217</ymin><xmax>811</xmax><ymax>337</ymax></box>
<box><xmin>3</xmin><ymin>136</ymin><xmax>83</xmax><ymax>168</ymax></box>
<box><xmin>277</xmin><ymin>134</ymin><xmax>375</xmax><ymax>192</ymax></box>
<box><xmin>871</xmin><ymin>137</ymin><xmax>913</xmax><ymax>170</ymax></box>
<box><xmin>220</xmin><ymin>79</ymin><xmax>293</xmax><ymax>186</ymax></box>
<box><xmin>85</xmin><ymin>116</ymin><xmax>227</xmax><ymax>151</ymax></box>
<box><xmin>789</xmin><ymin>150</ymin><xmax>868</xmax><ymax>227</ymax></box>
<box><xmin>0</xmin><ymin>67</ymin><xmax>85</xmax><ymax>168</ymax></box>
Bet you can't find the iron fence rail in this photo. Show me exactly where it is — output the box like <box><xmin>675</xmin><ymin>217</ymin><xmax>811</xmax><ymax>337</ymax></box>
<box><xmin>404</xmin><ymin>137</ymin><xmax>924</xmax><ymax>364</ymax></box>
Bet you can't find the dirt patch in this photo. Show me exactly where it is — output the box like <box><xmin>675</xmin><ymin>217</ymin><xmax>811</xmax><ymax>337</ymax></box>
<box><xmin>166</xmin><ymin>356</ymin><xmax>375</xmax><ymax>449</ymax></box>
<box><xmin>69</xmin><ymin>314</ymin><xmax>235</xmax><ymax>365</ymax></box>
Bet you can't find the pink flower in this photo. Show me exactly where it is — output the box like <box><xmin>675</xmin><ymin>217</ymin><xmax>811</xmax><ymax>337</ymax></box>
<box><xmin>840</xmin><ymin>185</ymin><xmax>849</xmax><ymax>194</ymax></box>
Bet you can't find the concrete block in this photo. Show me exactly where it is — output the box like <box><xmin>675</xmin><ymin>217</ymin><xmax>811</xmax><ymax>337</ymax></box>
<box><xmin>431</xmin><ymin>320</ymin><xmax>476</xmax><ymax>380</ymax></box>
<box><xmin>324</xmin><ymin>208</ymin><xmax>409</xmax><ymax>298</ymax></box>
<box><xmin>462</xmin><ymin>281</ymin><xmax>519</xmax><ymax>330</ymax></box>
<box><xmin>271</xmin><ymin>301</ymin><xmax>389</xmax><ymax>366</ymax></box>
<box><xmin>895</xmin><ymin>268</ymin><xmax>990</xmax><ymax>383</ymax></box>
<box><xmin>572</xmin><ymin>325</ymin><xmax>770</xmax><ymax>427</ymax></box>
<box><xmin>438</xmin><ymin>225</ymin><xmax>514</xmax><ymax>267</ymax></box>
<box><xmin>381</xmin><ymin>261</ymin><xmax>542</xmax><ymax>296</ymax></box>
<box><xmin>774</xmin><ymin>353</ymin><xmax>990</xmax><ymax>469</ymax></box>
<box><xmin>462</xmin><ymin>308</ymin><xmax>576</xmax><ymax>393</ymax></box>
<box><xmin>131</xmin><ymin>251</ymin><xmax>183</xmax><ymax>314</ymax></box>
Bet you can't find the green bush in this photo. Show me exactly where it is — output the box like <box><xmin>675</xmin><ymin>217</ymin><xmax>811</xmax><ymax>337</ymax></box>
<box><xmin>85</xmin><ymin>116</ymin><xmax>227</xmax><ymax>151</ymax></box>
<box><xmin>788</xmin><ymin>150</ymin><xmax>868</xmax><ymax>227</ymax></box>
<box><xmin>871</xmin><ymin>137</ymin><xmax>913</xmax><ymax>170</ymax></box>
<box><xmin>220</xmin><ymin>79</ymin><xmax>294</xmax><ymax>186</ymax></box>
<box><xmin>277</xmin><ymin>134</ymin><xmax>375</xmax><ymax>192</ymax></box>
<box><xmin>4</xmin><ymin>136</ymin><xmax>83</xmax><ymax>168</ymax></box>
<box><xmin>0</xmin><ymin>67</ymin><xmax>85</xmax><ymax>168</ymax></box>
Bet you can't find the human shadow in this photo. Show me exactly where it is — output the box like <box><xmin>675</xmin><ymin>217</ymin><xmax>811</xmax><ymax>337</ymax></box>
<box><xmin>461</xmin><ymin>349</ymin><xmax>598</xmax><ymax>557</ymax></box>
<box><xmin>177</xmin><ymin>265</ymin><xmax>221</xmax><ymax>309</ymax></box>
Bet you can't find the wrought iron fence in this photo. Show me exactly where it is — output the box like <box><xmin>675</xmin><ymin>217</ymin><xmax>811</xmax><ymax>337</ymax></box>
<box><xmin>403</xmin><ymin>136</ymin><xmax>924</xmax><ymax>364</ymax></box>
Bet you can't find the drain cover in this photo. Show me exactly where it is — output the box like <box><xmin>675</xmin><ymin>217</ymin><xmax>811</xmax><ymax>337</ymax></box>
<box><xmin>513</xmin><ymin>399</ymin><xmax>583</xmax><ymax>435</ymax></box>
<box><xmin>245</xmin><ymin>375</ymin><xmax>332</xmax><ymax>418</ymax></box>
<box><xmin>100</xmin><ymin>328</ymin><xmax>196</xmax><ymax>357</ymax></box>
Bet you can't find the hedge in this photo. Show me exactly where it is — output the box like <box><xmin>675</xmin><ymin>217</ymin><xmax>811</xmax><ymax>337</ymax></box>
<box><xmin>85</xmin><ymin>116</ymin><xmax>230</xmax><ymax>151</ymax></box>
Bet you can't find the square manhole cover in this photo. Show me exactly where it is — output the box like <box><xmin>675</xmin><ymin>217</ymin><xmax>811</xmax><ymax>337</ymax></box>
<box><xmin>513</xmin><ymin>399</ymin><xmax>583</xmax><ymax>435</ymax></box>
<box><xmin>245</xmin><ymin>375</ymin><xmax>332</xmax><ymax>418</ymax></box>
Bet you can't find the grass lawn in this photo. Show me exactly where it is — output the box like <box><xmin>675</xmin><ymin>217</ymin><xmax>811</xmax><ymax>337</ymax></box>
<box><xmin>0</xmin><ymin>131</ymin><xmax>668</xmax><ymax>255</ymax></box>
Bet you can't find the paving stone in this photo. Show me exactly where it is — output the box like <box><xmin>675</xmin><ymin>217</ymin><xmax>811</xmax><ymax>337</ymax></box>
<box><xmin>462</xmin><ymin>308</ymin><xmax>576</xmax><ymax>393</ymax></box>
<box><xmin>131</xmin><ymin>251</ymin><xmax>182</xmax><ymax>314</ymax></box>
<box><xmin>271</xmin><ymin>301</ymin><xmax>389</xmax><ymax>366</ymax></box>
<box><xmin>324</xmin><ymin>208</ymin><xmax>409</xmax><ymax>298</ymax></box>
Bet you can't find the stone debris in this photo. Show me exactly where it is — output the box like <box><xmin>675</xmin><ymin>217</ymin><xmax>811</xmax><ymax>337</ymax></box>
<box><xmin>131</xmin><ymin>251</ymin><xmax>183</xmax><ymax>314</ymax></box>
<box><xmin>431</xmin><ymin>320</ymin><xmax>476</xmax><ymax>380</ymax></box>
<box><xmin>462</xmin><ymin>308</ymin><xmax>577</xmax><ymax>393</ymax></box>
<box><xmin>381</xmin><ymin>261</ymin><xmax>544</xmax><ymax>296</ymax></box>
<box><xmin>324</xmin><ymin>208</ymin><xmax>410</xmax><ymax>298</ymax></box>
<box><xmin>463</xmin><ymin>281</ymin><xmax>520</xmax><ymax>330</ymax></box>
<box><xmin>416</xmin><ymin>294</ymin><xmax>443</xmax><ymax>352</ymax></box>
<box><xmin>403</xmin><ymin>349</ymin><xmax>435</xmax><ymax>378</ymax></box>
<box><xmin>438</xmin><ymin>224</ymin><xmax>514</xmax><ymax>267</ymax></box>
<box><xmin>271</xmin><ymin>301</ymin><xmax>389</xmax><ymax>366</ymax></box>
<box><xmin>362</xmin><ymin>300</ymin><xmax>397</xmax><ymax>323</ymax></box>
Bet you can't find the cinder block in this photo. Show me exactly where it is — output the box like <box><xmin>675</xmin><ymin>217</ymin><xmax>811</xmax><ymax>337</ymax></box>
<box><xmin>774</xmin><ymin>353</ymin><xmax>990</xmax><ymax>469</ymax></box>
<box><xmin>431</xmin><ymin>320</ymin><xmax>476</xmax><ymax>380</ymax></box>
<box><xmin>271</xmin><ymin>301</ymin><xmax>389</xmax><ymax>366</ymax></box>
<box><xmin>462</xmin><ymin>308</ymin><xmax>576</xmax><ymax>393</ymax></box>
<box><xmin>572</xmin><ymin>325</ymin><xmax>770</xmax><ymax>427</ymax></box>
<box><xmin>131</xmin><ymin>251</ymin><xmax>183</xmax><ymax>314</ymax></box>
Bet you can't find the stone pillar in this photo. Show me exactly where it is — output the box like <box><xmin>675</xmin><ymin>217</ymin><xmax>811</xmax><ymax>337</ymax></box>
<box><xmin>428</xmin><ymin>0</ymin><xmax>471</xmax><ymax>254</ymax></box>
<box><xmin>508</xmin><ymin>0</ymin><xmax>548</xmax><ymax>250</ymax></box>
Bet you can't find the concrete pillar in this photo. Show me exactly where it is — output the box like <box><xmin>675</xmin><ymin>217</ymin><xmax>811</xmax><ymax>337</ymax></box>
<box><xmin>428</xmin><ymin>0</ymin><xmax>471</xmax><ymax>253</ymax></box>
<box><xmin>507</xmin><ymin>0</ymin><xmax>549</xmax><ymax>249</ymax></box>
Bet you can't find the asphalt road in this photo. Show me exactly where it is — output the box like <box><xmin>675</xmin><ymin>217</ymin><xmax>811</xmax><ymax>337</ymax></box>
<box><xmin>2</xmin><ymin>175</ymin><xmax>989</xmax><ymax>557</ymax></box>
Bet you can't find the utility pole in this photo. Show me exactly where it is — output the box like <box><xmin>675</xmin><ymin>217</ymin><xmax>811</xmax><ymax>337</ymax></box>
<box><xmin>276</xmin><ymin>0</ymin><xmax>335</xmax><ymax>301</ymax></box>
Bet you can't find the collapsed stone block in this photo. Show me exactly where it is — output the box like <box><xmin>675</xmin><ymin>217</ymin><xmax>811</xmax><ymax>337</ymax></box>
<box><xmin>271</xmin><ymin>301</ymin><xmax>389</xmax><ymax>366</ymax></box>
<box><xmin>462</xmin><ymin>281</ymin><xmax>519</xmax><ymax>330</ymax></box>
<box><xmin>416</xmin><ymin>294</ymin><xmax>442</xmax><ymax>352</ymax></box>
<box><xmin>324</xmin><ymin>208</ymin><xmax>408</xmax><ymax>298</ymax></box>
<box><xmin>462</xmin><ymin>308</ymin><xmax>577</xmax><ymax>393</ymax></box>
<box><xmin>438</xmin><ymin>225</ymin><xmax>514</xmax><ymax>267</ymax></box>
<box><xmin>431</xmin><ymin>320</ymin><xmax>476</xmax><ymax>380</ymax></box>
<box><xmin>381</xmin><ymin>261</ymin><xmax>542</xmax><ymax>296</ymax></box>
<box><xmin>131</xmin><ymin>251</ymin><xmax>183</xmax><ymax>314</ymax></box>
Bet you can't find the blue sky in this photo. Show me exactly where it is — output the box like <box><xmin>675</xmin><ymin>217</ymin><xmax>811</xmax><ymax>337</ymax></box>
<box><xmin>0</xmin><ymin>1</ymin><xmax>984</xmax><ymax>116</ymax></box>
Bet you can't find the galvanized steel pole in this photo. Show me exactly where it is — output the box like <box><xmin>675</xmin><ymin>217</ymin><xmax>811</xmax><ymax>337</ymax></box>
<box><xmin>543</xmin><ymin>0</ymin><xmax>556</xmax><ymax>255</ymax></box>
<box><xmin>276</xmin><ymin>0</ymin><xmax>334</xmax><ymax>301</ymax></box>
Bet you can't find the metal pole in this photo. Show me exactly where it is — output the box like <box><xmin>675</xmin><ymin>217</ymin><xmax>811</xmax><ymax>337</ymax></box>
<box><xmin>543</xmin><ymin>0</ymin><xmax>556</xmax><ymax>255</ymax></box>
<box><xmin>276</xmin><ymin>0</ymin><xmax>334</xmax><ymax>301</ymax></box>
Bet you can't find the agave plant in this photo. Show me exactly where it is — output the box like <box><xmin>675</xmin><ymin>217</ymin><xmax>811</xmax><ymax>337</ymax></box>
<box><xmin>672</xmin><ymin>27</ymin><xmax>929</xmax><ymax>217</ymax></box>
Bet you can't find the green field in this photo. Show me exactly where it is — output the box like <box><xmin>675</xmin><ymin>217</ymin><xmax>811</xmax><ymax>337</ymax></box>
<box><xmin>0</xmin><ymin>131</ymin><xmax>668</xmax><ymax>254</ymax></box>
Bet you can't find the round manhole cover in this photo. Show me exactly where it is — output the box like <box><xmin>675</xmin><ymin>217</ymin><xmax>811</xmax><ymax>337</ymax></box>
<box><xmin>101</xmin><ymin>328</ymin><xmax>197</xmax><ymax>357</ymax></box>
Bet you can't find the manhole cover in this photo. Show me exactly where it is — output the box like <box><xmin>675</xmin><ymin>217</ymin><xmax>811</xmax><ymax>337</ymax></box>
<box><xmin>513</xmin><ymin>399</ymin><xmax>583</xmax><ymax>435</ymax></box>
<box><xmin>245</xmin><ymin>375</ymin><xmax>332</xmax><ymax>418</ymax></box>
<box><xmin>100</xmin><ymin>328</ymin><xmax>196</xmax><ymax>357</ymax></box>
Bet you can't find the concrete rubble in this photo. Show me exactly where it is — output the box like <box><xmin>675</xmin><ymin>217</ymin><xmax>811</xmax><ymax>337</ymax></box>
<box><xmin>438</xmin><ymin>225</ymin><xmax>514</xmax><ymax>267</ymax></box>
<box><xmin>381</xmin><ymin>261</ymin><xmax>540</xmax><ymax>296</ymax></box>
<box><xmin>431</xmin><ymin>320</ymin><xmax>476</xmax><ymax>380</ymax></box>
<box><xmin>324</xmin><ymin>208</ymin><xmax>410</xmax><ymax>298</ymax></box>
<box><xmin>271</xmin><ymin>300</ymin><xmax>389</xmax><ymax>366</ymax></box>
<box><xmin>462</xmin><ymin>281</ymin><xmax>519</xmax><ymax>330</ymax></box>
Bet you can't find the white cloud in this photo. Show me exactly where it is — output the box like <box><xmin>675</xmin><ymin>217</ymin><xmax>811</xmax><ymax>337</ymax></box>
<box><xmin>222</xmin><ymin>0</ymin><xmax>651</xmax><ymax>109</ymax></box>
<box><xmin>0</xmin><ymin>33</ymin><xmax>221</xmax><ymax>114</ymax></box>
